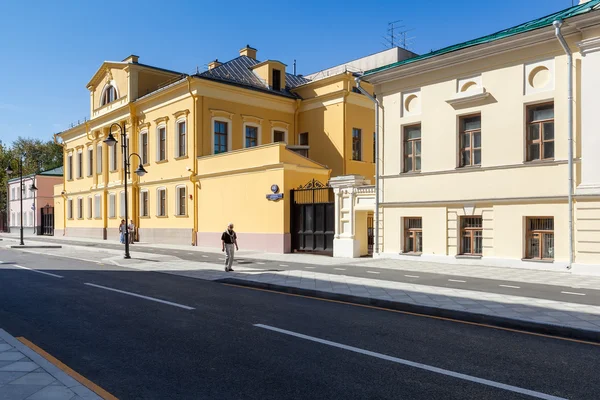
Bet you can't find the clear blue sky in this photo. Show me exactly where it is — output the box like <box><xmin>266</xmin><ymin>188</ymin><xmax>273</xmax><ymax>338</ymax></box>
<box><xmin>0</xmin><ymin>0</ymin><xmax>576</xmax><ymax>146</ymax></box>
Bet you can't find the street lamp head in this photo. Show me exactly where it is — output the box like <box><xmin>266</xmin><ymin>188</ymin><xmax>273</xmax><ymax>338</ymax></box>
<box><xmin>5</xmin><ymin>165</ymin><xmax>13</xmax><ymax>176</ymax></box>
<box><xmin>134</xmin><ymin>164</ymin><xmax>147</xmax><ymax>177</ymax></box>
<box><xmin>103</xmin><ymin>132</ymin><xmax>118</xmax><ymax>147</ymax></box>
<box><xmin>30</xmin><ymin>183</ymin><xmax>38</xmax><ymax>192</ymax></box>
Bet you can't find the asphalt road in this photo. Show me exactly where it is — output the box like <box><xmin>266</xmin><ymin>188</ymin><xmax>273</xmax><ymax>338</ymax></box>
<box><xmin>1</xmin><ymin>249</ymin><xmax>599</xmax><ymax>399</ymax></box>
<box><xmin>10</xmin><ymin>235</ymin><xmax>600</xmax><ymax>307</ymax></box>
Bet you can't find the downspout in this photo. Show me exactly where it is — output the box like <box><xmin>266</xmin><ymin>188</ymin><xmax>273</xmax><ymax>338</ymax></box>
<box><xmin>53</xmin><ymin>133</ymin><xmax>67</xmax><ymax>236</ymax></box>
<box><xmin>186</xmin><ymin>76</ymin><xmax>199</xmax><ymax>245</ymax></box>
<box><xmin>355</xmin><ymin>77</ymin><xmax>381</xmax><ymax>255</ymax></box>
<box><xmin>554</xmin><ymin>20</ymin><xmax>574</xmax><ymax>270</ymax></box>
<box><xmin>342</xmin><ymin>87</ymin><xmax>349</xmax><ymax>175</ymax></box>
<box><xmin>294</xmin><ymin>99</ymin><xmax>301</xmax><ymax>145</ymax></box>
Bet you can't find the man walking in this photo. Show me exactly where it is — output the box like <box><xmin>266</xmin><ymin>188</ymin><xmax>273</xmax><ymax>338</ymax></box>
<box><xmin>128</xmin><ymin>219</ymin><xmax>135</xmax><ymax>244</ymax></box>
<box><xmin>221</xmin><ymin>223</ymin><xmax>238</xmax><ymax>272</ymax></box>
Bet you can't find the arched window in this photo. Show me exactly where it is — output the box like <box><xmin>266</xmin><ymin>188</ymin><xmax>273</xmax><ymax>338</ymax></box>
<box><xmin>101</xmin><ymin>85</ymin><xmax>118</xmax><ymax>106</ymax></box>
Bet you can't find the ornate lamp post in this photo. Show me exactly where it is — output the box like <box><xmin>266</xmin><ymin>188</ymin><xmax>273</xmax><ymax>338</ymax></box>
<box><xmin>104</xmin><ymin>122</ymin><xmax>147</xmax><ymax>259</ymax></box>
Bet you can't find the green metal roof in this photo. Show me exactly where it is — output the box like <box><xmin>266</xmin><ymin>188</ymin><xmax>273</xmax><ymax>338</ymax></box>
<box><xmin>365</xmin><ymin>0</ymin><xmax>600</xmax><ymax>76</ymax></box>
<box><xmin>7</xmin><ymin>166</ymin><xmax>63</xmax><ymax>183</ymax></box>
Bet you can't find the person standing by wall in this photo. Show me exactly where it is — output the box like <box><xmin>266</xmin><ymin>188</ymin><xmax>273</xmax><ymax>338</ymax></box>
<box><xmin>119</xmin><ymin>219</ymin><xmax>126</xmax><ymax>244</ymax></box>
<box><xmin>221</xmin><ymin>223</ymin><xmax>238</xmax><ymax>272</ymax></box>
<box><xmin>128</xmin><ymin>219</ymin><xmax>135</xmax><ymax>244</ymax></box>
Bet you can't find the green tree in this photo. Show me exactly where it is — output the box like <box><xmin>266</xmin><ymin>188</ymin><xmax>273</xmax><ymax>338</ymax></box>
<box><xmin>8</xmin><ymin>137</ymin><xmax>63</xmax><ymax>175</ymax></box>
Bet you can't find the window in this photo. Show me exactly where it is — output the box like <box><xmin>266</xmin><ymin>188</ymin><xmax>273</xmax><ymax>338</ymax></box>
<box><xmin>177</xmin><ymin>121</ymin><xmax>186</xmax><ymax>157</ymax></box>
<box><xmin>245</xmin><ymin>126</ymin><xmax>258</xmax><ymax>148</ymax></box>
<box><xmin>77</xmin><ymin>152</ymin><xmax>83</xmax><ymax>178</ymax></box>
<box><xmin>525</xmin><ymin>217</ymin><xmax>554</xmax><ymax>260</ymax></box>
<box><xmin>101</xmin><ymin>85</ymin><xmax>117</xmax><ymax>106</ymax></box>
<box><xmin>77</xmin><ymin>198</ymin><xmax>83</xmax><ymax>219</ymax></box>
<box><xmin>67</xmin><ymin>154</ymin><xmax>73</xmax><ymax>180</ymax></box>
<box><xmin>140</xmin><ymin>131</ymin><xmax>148</xmax><ymax>164</ymax></box>
<box><xmin>459</xmin><ymin>115</ymin><xmax>481</xmax><ymax>167</ymax></box>
<box><xmin>273</xmin><ymin>130</ymin><xmax>285</xmax><ymax>143</ymax></box>
<box><xmin>403</xmin><ymin>124</ymin><xmax>421</xmax><ymax>172</ymax></box>
<box><xmin>108</xmin><ymin>193</ymin><xmax>116</xmax><ymax>218</ymax></box>
<box><xmin>94</xmin><ymin>195</ymin><xmax>101</xmax><ymax>218</ymax></box>
<box><xmin>10</xmin><ymin>187</ymin><xmax>15</xmax><ymax>201</ymax></box>
<box><xmin>157</xmin><ymin>188</ymin><xmax>166</xmax><ymax>216</ymax></box>
<box><xmin>527</xmin><ymin>103</ymin><xmax>554</xmax><ymax>161</ymax></box>
<box><xmin>141</xmin><ymin>191</ymin><xmax>149</xmax><ymax>217</ymax></box>
<box><xmin>176</xmin><ymin>186</ymin><xmax>186</xmax><ymax>216</ymax></box>
<box><xmin>24</xmin><ymin>212</ymin><xmax>28</xmax><ymax>227</ymax></box>
<box><xmin>96</xmin><ymin>145</ymin><xmax>102</xmax><ymax>174</ymax></box>
<box><xmin>110</xmin><ymin>143</ymin><xmax>118</xmax><ymax>171</ymax></box>
<box><xmin>214</xmin><ymin>121</ymin><xmax>228</xmax><ymax>154</ymax></box>
<box><xmin>11</xmin><ymin>213</ymin><xmax>15</xmax><ymax>225</ymax></box>
<box><xmin>352</xmin><ymin>128</ymin><xmax>362</xmax><ymax>161</ymax></box>
<box><xmin>157</xmin><ymin>127</ymin><xmax>167</xmax><ymax>161</ymax></box>
<box><xmin>88</xmin><ymin>148</ymin><xmax>93</xmax><ymax>177</ymax></box>
<box><xmin>67</xmin><ymin>199</ymin><xmax>73</xmax><ymax>219</ymax></box>
<box><xmin>299</xmin><ymin>132</ymin><xmax>309</xmax><ymax>146</ymax></box>
<box><xmin>404</xmin><ymin>217</ymin><xmax>422</xmax><ymax>253</ymax></box>
<box><xmin>460</xmin><ymin>217</ymin><xmax>483</xmax><ymax>255</ymax></box>
<box><xmin>87</xmin><ymin>197</ymin><xmax>92</xmax><ymax>219</ymax></box>
<box><xmin>272</xmin><ymin>69</ymin><xmax>281</xmax><ymax>91</ymax></box>
<box><xmin>119</xmin><ymin>191</ymin><xmax>125</xmax><ymax>218</ymax></box>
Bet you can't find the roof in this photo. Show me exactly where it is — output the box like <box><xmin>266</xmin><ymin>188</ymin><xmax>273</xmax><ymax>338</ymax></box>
<box><xmin>196</xmin><ymin>56</ymin><xmax>311</xmax><ymax>98</ymax></box>
<box><xmin>7</xmin><ymin>166</ymin><xmax>63</xmax><ymax>183</ymax></box>
<box><xmin>365</xmin><ymin>0</ymin><xmax>600</xmax><ymax>76</ymax></box>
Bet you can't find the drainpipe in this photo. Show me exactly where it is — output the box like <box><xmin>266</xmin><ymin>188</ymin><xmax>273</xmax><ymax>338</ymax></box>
<box><xmin>186</xmin><ymin>76</ymin><xmax>199</xmax><ymax>245</ymax></box>
<box><xmin>355</xmin><ymin>77</ymin><xmax>381</xmax><ymax>255</ymax></box>
<box><xmin>553</xmin><ymin>19</ymin><xmax>574</xmax><ymax>270</ymax></box>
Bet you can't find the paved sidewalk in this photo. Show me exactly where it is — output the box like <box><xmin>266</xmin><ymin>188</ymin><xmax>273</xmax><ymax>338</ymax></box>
<box><xmin>5</xmin><ymin>235</ymin><xmax>600</xmax><ymax>341</ymax></box>
<box><xmin>0</xmin><ymin>330</ymin><xmax>101</xmax><ymax>400</ymax></box>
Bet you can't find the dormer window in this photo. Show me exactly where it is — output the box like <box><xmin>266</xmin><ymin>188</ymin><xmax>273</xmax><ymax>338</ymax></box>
<box><xmin>101</xmin><ymin>85</ymin><xmax>118</xmax><ymax>106</ymax></box>
<box><xmin>272</xmin><ymin>69</ymin><xmax>281</xmax><ymax>91</ymax></box>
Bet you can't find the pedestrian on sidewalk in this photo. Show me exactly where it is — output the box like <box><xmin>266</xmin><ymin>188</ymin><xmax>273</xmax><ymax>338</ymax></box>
<box><xmin>128</xmin><ymin>219</ymin><xmax>135</xmax><ymax>244</ymax></box>
<box><xmin>221</xmin><ymin>223</ymin><xmax>238</xmax><ymax>272</ymax></box>
<box><xmin>119</xmin><ymin>219</ymin><xmax>126</xmax><ymax>244</ymax></box>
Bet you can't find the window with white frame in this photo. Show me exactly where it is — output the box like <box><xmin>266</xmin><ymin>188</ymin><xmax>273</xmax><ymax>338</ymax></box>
<box><xmin>96</xmin><ymin>144</ymin><xmax>102</xmax><ymax>174</ymax></box>
<box><xmin>119</xmin><ymin>191</ymin><xmax>125</xmax><ymax>217</ymax></box>
<box><xmin>214</xmin><ymin>121</ymin><xmax>228</xmax><ymax>154</ymax></box>
<box><xmin>140</xmin><ymin>190</ymin><xmax>149</xmax><ymax>217</ymax></box>
<box><xmin>77</xmin><ymin>197</ymin><xmax>83</xmax><ymax>219</ymax></box>
<box><xmin>77</xmin><ymin>151</ymin><xmax>83</xmax><ymax>178</ymax></box>
<box><xmin>157</xmin><ymin>126</ymin><xmax>167</xmax><ymax>161</ymax></box>
<box><xmin>176</xmin><ymin>186</ymin><xmax>186</xmax><ymax>216</ymax></box>
<box><xmin>157</xmin><ymin>188</ymin><xmax>166</xmax><ymax>216</ymax></box>
<box><xmin>67</xmin><ymin>154</ymin><xmax>73</xmax><ymax>180</ymax></box>
<box><xmin>140</xmin><ymin>131</ymin><xmax>148</xmax><ymax>165</ymax></box>
<box><xmin>67</xmin><ymin>199</ymin><xmax>73</xmax><ymax>219</ymax></box>
<box><xmin>273</xmin><ymin>129</ymin><xmax>286</xmax><ymax>143</ymax></box>
<box><xmin>108</xmin><ymin>193</ymin><xmax>116</xmax><ymax>218</ymax></box>
<box><xmin>11</xmin><ymin>187</ymin><xmax>15</xmax><ymax>201</ymax></box>
<box><xmin>176</xmin><ymin>120</ymin><xmax>186</xmax><ymax>157</ymax></box>
<box><xmin>94</xmin><ymin>195</ymin><xmax>101</xmax><ymax>218</ymax></box>
<box><xmin>101</xmin><ymin>85</ymin><xmax>117</xmax><ymax>106</ymax></box>
<box><xmin>87</xmin><ymin>197</ymin><xmax>92</xmax><ymax>219</ymax></box>
<box><xmin>11</xmin><ymin>213</ymin><xmax>15</xmax><ymax>226</ymax></box>
<box><xmin>245</xmin><ymin>125</ymin><xmax>258</xmax><ymax>148</ymax></box>
<box><xmin>88</xmin><ymin>147</ymin><xmax>93</xmax><ymax>177</ymax></box>
<box><xmin>110</xmin><ymin>142</ymin><xmax>118</xmax><ymax>171</ymax></box>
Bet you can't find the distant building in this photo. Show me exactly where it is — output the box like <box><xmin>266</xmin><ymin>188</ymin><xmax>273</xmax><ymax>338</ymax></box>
<box><xmin>8</xmin><ymin>167</ymin><xmax>63</xmax><ymax>234</ymax></box>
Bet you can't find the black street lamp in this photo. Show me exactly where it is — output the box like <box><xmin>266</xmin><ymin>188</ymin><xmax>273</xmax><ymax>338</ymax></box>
<box><xmin>5</xmin><ymin>155</ymin><xmax>25</xmax><ymax>246</ymax></box>
<box><xmin>104</xmin><ymin>123</ymin><xmax>147</xmax><ymax>259</ymax></box>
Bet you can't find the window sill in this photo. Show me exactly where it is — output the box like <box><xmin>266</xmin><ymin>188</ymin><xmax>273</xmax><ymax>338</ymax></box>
<box><xmin>156</xmin><ymin>160</ymin><xmax>168</xmax><ymax>164</ymax></box>
<box><xmin>523</xmin><ymin>159</ymin><xmax>555</xmax><ymax>165</ymax></box>
<box><xmin>94</xmin><ymin>218</ymin><xmax>102</xmax><ymax>220</ymax></box>
<box><xmin>140</xmin><ymin>216</ymin><xmax>150</xmax><ymax>219</ymax></box>
<box><xmin>521</xmin><ymin>258</ymin><xmax>554</xmax><ymax>263</ymax></box>
<box><xmin>456</xmin><ymin>255</ymin><xmax>482</xmax><ymax>259</ymax></box>
<box><xmin>401</xmin><ymin>252</ymin><xmax>422</xmax><ymax>257</ymax></box>
<box><xmin>108</xmin><ymin>217</ymin><xmax>117</xmax><ymax>219</ymax></box>
<box><xmin>455</xmin><ymin>165</ymin><xmax>481</xmax><ymax>170</ymax></box>
<box><xmin>77</xmin><ymin>177</ymin><xmax>84</xmax><ymax>180</ymax></box>
<box><xmin>175</xmin><ymin>155</ymin><xmax>189</xmax><ymax>160</ymax></box>
<box><xmin>175</xmin><ymin>214</ymin><xmax>189</xmax><ymax>218</ymax></box>
<box><xmin>156</xmin><ymin>215</ymin><xmax>168</xmax><ymax>218</ymax></box>
<box><xmin>401</xmin><ymin>171</ymin><xmax>422</xmax><ymax>175</ymax></box>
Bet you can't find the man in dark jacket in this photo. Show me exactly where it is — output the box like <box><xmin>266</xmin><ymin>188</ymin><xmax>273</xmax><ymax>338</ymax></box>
<box><xmin>221</xmin><ymin>223</ymin><xmax>238</xmax><ymax>272</ymax></box>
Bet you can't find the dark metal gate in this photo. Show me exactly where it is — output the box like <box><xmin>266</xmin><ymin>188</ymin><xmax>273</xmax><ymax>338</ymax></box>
<box><xmin>367</xmin><ymin>214</ymin><xmax>374</xmax><ymax>256</ymax></box>
<box><xmin>290</xmin><ymin>179</ymin><xmax>335</xmax><ymax>254</ymax></box>
<box><xmin>40</xmin><ymin>205</ymin><xmax>54</xmax><ymax>236</ymax></box>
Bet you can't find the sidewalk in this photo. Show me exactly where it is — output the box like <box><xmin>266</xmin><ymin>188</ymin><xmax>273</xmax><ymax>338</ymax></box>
<box><xmin>0</xmin><ymin>329</ymin><xmax>102</xmax><ymax>400</ymax></box>
<box><xmin>4</xmin><ymin>235</ymin><xmax>600</xmax><ymax>342</ymax></box>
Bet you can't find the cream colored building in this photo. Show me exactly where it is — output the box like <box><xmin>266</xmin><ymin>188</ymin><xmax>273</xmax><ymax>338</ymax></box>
<box><xmin>355</xmin><ymin>0</ymin><xmax>600</xmax><ymax>274</ymax></box>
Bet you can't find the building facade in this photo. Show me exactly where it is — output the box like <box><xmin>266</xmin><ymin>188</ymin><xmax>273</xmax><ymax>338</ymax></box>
<box><xmin>358</xmin><ymin>0</ymin><xmax>600</xmax><ymax>274</ymax></box>
<box><xmin>55</xmin><ymin>47</ymin><xmax>409</xmax><ymax>252</ymax></box>
<box><xmin>8</xmin><ymin>167</ymin><xmax>63</xmax><ymax>234</ymax></box>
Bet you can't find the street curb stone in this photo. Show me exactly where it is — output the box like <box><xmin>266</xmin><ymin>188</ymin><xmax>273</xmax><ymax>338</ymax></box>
<box><xmin>218</xmin><ymin>278</ymin><xmax>600</xmax><ymax>343</ymax></box>
<box><xmin>8</xmin><ymin>245</ymin><xmax>62</xmax><ymax>249</ymax></box>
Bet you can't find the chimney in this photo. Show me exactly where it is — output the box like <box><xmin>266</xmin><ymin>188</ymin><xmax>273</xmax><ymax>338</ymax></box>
<box><xmin>239</xmin><ymin>45</ymin><xmax>257</xmax><ymax>59</ymax></box>
<box><xmin>123</xmin><ymin>54</ymin><xmax>139</xmax><ymax>64</ymax></box>
<box><xmin>208</xmin><ymin>59</ymin><xmax>222</xmax><ymax>70</ymax></box>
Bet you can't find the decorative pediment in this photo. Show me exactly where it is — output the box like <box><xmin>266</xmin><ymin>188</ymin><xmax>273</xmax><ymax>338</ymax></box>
<box><xmin>210</xmin><ymin>109</ymin><xmax>234</xmax><ymax>120</ymax></box>
<box><xmin>446</xmin><ymin>88</ymin><xmax>490</xmax><ymax>107</ymax></box>
<box><xmin>154</xmin><ymin>116</ymin><xmax>169</xmax><ymax>125</ymax></box>
<box><xmin>270</xmin><ymin>120</ymin><xmax>289</xmax><ymax>130</ymax></box>
<box><xmin>173</xmin><ymin>109</ymin><xmax>190</xmax><ymax>119</ymax></box>
<box><xmin>138</xmin><ymin>122</ymin><xmax>151</xmax><ymax>131</ymax></box>
<box><xmin>242</xmin><ymin>114</ymin><xmax>263</xmax><ymax>125</ymax></box>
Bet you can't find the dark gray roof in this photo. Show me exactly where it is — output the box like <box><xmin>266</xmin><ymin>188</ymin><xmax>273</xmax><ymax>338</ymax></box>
<box><xmin>196</xmin><ymin>56</ymin><xmax>311</xmax><ymax>98</ymax></box>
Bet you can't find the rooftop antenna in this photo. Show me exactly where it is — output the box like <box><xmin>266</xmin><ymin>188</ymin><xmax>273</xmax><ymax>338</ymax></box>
<box><xmin>383</xmin><ymin>20</ymin><xmax>415</xmax><ymax>50</ymax></box>
<box><xmin>293</xmin><ymin>59</ymin><xmax>297</xmax><ymax>75</ymax></box>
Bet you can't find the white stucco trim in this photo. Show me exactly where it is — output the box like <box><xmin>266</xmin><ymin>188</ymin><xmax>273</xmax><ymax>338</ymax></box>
<box><xmin>156</xmin><ymin>124</ymin><xmax>167</xmax><ymax>162</ymax></box>
<box><xmin>211</xmin><ymin>116</ymin><xmax>233</xmax><ymax>154</ymax></box>
<box><xmin>156</xmin><ymin>187</ymin><xmax>167</xmax><ymax>217</ymax></box>
<box><xmin>175</xmin><ymin>117</ymin><xmax>187</xmax><ymax>158</ymax></box>
<box><xmin>139</xmin><ymin>130</ymin><xmax>149</xmax><ymax>165</ymax></box>
<box><xmin>271</xmin><ymin>127</ymin><xmax>288</xmax><ymax>144</ymax></box>
<box><xmin>175</xmin><ymin>184</ymin><xmax>187</xmax><ymax>216</ymax></box>
<box><xmin>139</xmin><ymin>189</ymin><xmax>149</xmax><ymax>217</ymax></box>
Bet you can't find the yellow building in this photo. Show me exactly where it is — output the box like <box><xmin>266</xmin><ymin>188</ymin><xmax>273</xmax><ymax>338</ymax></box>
<box><xmin>358</xmin><ymin>0</ymin><xmax>600</xmax><ymax>273</ymax></box>
<box><xmin>54</xmin><ymin>46</ymin><xmax>410</xmax><ymax>253</ymax></box>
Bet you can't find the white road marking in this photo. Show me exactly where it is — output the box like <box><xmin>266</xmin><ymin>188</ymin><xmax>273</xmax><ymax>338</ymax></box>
<box><xmin>254</xmin><ymin>324</ymin><xmax>566</xmax><ymax>400</ymax></box>
<box><xmin>304</xmin><ymin>266</ymin><xmax>315</xmax><ymax>269</ymax></box>
<box><xmin>499</xmin><ymin>284</ymin><xmax>521</xmax><ymax>289</ymax></box>
<box><xmin>404</xmin><ymin>275</ymin><xmax>420</xmax><ymax>278</ymax></box>
<box><xmin>280</xmin><ymin>264</ymin><xmax>289</xmax><ymax>267</ymax></box>
<box><xmin>202</xmin><ymin>255</ymin><xmax>209</xmax><ymax>258</ymax></box>
<box><xmin>84</xmin><ymin>283</ymin><xmax>195</xmax><ymax>310</ymax></box>
<box><xmin>187</xmin><ymin>253</ymin><xmax>194</xmax><ymax>255</ymax></box>
<box><xmin>561</xmin><ymin>291</ymin><xmax>586</xmax><ymax>296</ymax></box>
<box><xmin>257</xmin><ymin>262</ymin><xmax>266</xmax><ymax>265</ymax></box>
<box><xmin>11</xmin><ymin>265</ymin><xmax>63</xmax><ymax>279</ymax></box>
<box><xmin>334</xmin><ymin>268</ymin><xmax>346</xmax><ymax>271</ymax></box>
<box><xmin>367</xmin><ymin>271</ymin><xmax>380</xmax><ymax>274</ymax></box>
<box><xmin>448</xmin><ymin>279</ymin><xmax>467</xmax><ymax>283</ymax></box>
